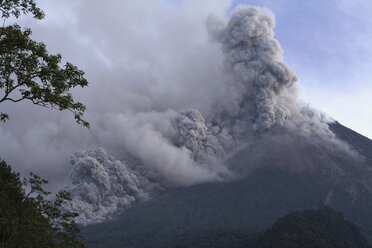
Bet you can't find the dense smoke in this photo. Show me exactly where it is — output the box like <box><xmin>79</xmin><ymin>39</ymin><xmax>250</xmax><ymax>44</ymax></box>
<box><xmin>64</xmin><ymin>148</ymin><xmax>160</xmax><ymax>225</ymax></box>
<box><xmin>207</xmin><ymin>6</ymin><xmax>298</xmax><ymax>133</ymax></box>
<box><xmin>0</xmin><ymin>0</ymin><xmax>230</xmax><ymax>189</ymax></box>
<box><xmin>175</xmin><ymin>109</ymin><xmax>235</xmax><ymax>161</ymax></box>
<box><xmin>205</xmin><ymin>6</ymin><xmax>348</xmax><ymax>149</ymax></box>
<box><xmin>0</xmin><ymin>1</ymin><xmax>355</xmax><ymax>225</ymax></box>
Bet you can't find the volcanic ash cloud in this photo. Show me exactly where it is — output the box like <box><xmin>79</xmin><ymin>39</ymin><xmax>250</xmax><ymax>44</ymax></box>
<box><xmin>64</xmin><ymin>6</ymin><xmax>351</xmax><ymax>225</ymax></box>
<box><xmin>207</xmin><ymin>6</ymin><xmax>298</xmax><ymax>133</ymax></box>
<box><xmin>175</xmin><ymin>109</ymin><xmax>235</xmax><ymax>162</ymax></box>
<box><xmin>64</xmin><ymin>148</ymin><xmax>160</xmax><ymax>225</ymax></box>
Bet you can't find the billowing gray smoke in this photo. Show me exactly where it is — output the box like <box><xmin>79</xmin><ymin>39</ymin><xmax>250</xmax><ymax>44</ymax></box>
<box><xmin>175</xmin><ymin>109</ymin><xmax>235</xmax><ymax>161</ymax></box>
<box><xmin>62</xmin><ymin>6</ymin><xmax>350</xmax><ymax>225</ymax></box>
<box><xmin>208</xmin><ymin>6</ymin><xmax>298</xmax><ymax>133</ymax></box>
<box><xmin>64</xmin><ymin>109</ymin><xmax>237</xmax><ymax>225</ymax></box>
<box><xmin>0</xmin><ymin>2</ymin><xmax>353</xmax><ymax>225</ymax></box>
<box><xmin>64</xmin><ymin>148</ymin><xmax>160</xmax><ymax>225</ymax></box>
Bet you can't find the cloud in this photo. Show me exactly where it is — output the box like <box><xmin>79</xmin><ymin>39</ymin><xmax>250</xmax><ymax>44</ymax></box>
<box><xmin>0</xmin><ymin>1</ymin><xmax>362</xmax><ymax>224</ymax></box>
<box><xmin>0</xmin><ymin>0</ymin><xmax>231</xmax><ymax>187</ymax></box>
<box><xmin>0</xmin><ymin>1</ymin><xmax>351</xmax><ymax>187</ymax></box>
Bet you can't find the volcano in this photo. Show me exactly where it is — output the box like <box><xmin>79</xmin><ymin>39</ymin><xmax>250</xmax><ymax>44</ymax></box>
<box><xmin>53</xmin><ymin>6</ymin><xmax>372</xmax><ymax>248</ymax></box>
<box><xmin>81</xmin><ymin>121</ymin><xmax>372</xmax><ymax>247</ymax></box>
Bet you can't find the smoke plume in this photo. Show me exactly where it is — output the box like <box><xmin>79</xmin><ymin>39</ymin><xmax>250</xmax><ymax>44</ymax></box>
<box><xmin>0</xmin><ymin>2</ymin><xmax>355</xmax><ymax>225</ymax></box>
<box><xmin>207</xmin><ymin>6</ymin><xmax>298</xmax><ymax>133</ymax></box>
<box><xmin>64</xmin><ymin>148</ymin><xmax>160</xmax><ymax>225</ymax></box>
<box><xmin>175</xmin><ymin>109</ymin><xmax>235</xmax><ymax>161</ymax></box>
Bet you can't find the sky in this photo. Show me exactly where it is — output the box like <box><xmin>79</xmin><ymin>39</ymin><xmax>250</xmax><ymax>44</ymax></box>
<box><xmin>31</xmin><ymin>0</ymin><xmax>372</xmax><ymax>139</ymax></box>
<box><xmin>30</xmin><ymin>0</ymin><xmax>372</xmax><ymax>138</ymax></box>
<box><xmin>231</xmin><ymin>0</ymin><xmax>372</xmax><ymax>139</ymax></box>
<box><xmin>0</xmin><ymin>0</ymin><xmax>371</xmax><ymax>189</ymax></box>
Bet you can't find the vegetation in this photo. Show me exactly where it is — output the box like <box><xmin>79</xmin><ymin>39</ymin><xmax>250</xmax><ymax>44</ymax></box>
<box><xmin>0</xmin><ymin>0</ymin><xmax>89</xmax><ymax>127</ymax></box>
<box><xmin>0</xmin><ymin>1</ymin><xmax>87</xmax><ymax>247</ymax></box>
<box><xmin>84</xmin><ymin>204</ymin><xmax>371</xmax><ymax>248</ymax></box>
<box><xmin>0</xmin><ymin>160</ymin><xmax>85</xmax><ymax>247</ymax></box>
<box><xmin>255</xmin><ymin>206</ymin><xmax>371</xmax><ymax>248</ymax></box>
<box><xmin>85</xmin><ymin>228</ymin><xmax>259</xmax><ymax>248</ymax></box>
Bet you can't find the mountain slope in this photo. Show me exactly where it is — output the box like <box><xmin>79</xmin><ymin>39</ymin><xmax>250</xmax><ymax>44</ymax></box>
<box><xmin>256</xmin><ymin>207</ymin><xmax>371</xmax><ymax>248</ymax></box>
<box><xmin>82</xmin><ymin>122</ymin><xmax>372</xmax><ymax>247</ymax></box>
<box><xmin>329</xmin><ymin>121</ymin><xmax>372</xmax><ymax>165</ymax></box>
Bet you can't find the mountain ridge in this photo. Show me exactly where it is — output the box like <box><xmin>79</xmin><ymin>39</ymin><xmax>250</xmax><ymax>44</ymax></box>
<box><xmin>82</xmin><ymin>121</ymin><xmax>372</xmax><ymax>247</ymax></box>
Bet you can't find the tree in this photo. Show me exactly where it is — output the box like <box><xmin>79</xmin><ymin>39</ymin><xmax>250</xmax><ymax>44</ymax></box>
<box><xmin>0</xmin><ymin>0</ymin><xmax>89</xmax><ymax>127</ymax></box>
<box><xmin>255</xmin><ymin>207</ymin><xmax>371</xmax><ymax>248</ymax></box>
<box><xmin>0</xmin><ymin>160</ymin><xmax>85</xmax><ymax>247</ymax></box>
<box><xmin>0</xmin><ymin>1</ymin><xmax>88</xmax><ymax>246</ymax></box>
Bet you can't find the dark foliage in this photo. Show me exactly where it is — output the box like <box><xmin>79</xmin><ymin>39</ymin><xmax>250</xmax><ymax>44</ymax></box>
<box><xmin>0</xmin><ymin>1</ymin><xmax>87</xmax><ymax>247</ymax></box>
<box><xmin>255</xmin><ymin>206</ymin><xmax>371</xmax><ymax>248</ymax></box>
<box><xmin>84</xmin><ymin>206</ymin><xmax>371</xmax><ymax>248</ymax></box>
<box><xmin>0</xmin><ymin>160</ymin><xmax>85</xmax><ymax>248</ymax></box>
<box><xmin>0</xmin><ymin>0</ymin><xmax>89</xmax><ymax>127</ymax></box>
<box><xmin>86</xmin><ymin>227</ymin><xmax>259</xmax><ymax>248</ymax></box>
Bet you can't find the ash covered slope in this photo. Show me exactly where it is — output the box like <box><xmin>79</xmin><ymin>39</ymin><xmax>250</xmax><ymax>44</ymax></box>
<box><xmin>82</xmin><ymin>122</ymin><xmax>372</xmax><ymax>247</ymax></box>
<box><xmin>329</xmin><ymin>121</ymin><xmax>372</xmax><ymax>165</ymax></box>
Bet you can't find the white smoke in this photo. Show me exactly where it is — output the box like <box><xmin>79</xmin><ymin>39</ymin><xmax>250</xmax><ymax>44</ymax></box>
<box><xmin>112</xmin><ymin>110</ymin><xmax>227</xmax><ymax>187</ymax></box>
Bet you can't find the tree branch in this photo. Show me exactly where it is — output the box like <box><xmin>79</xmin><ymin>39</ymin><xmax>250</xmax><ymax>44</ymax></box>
<box><xmin>2</xmin><ymin>96</ymin><xmax>27</xmax><ymax>103</ymax></box>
